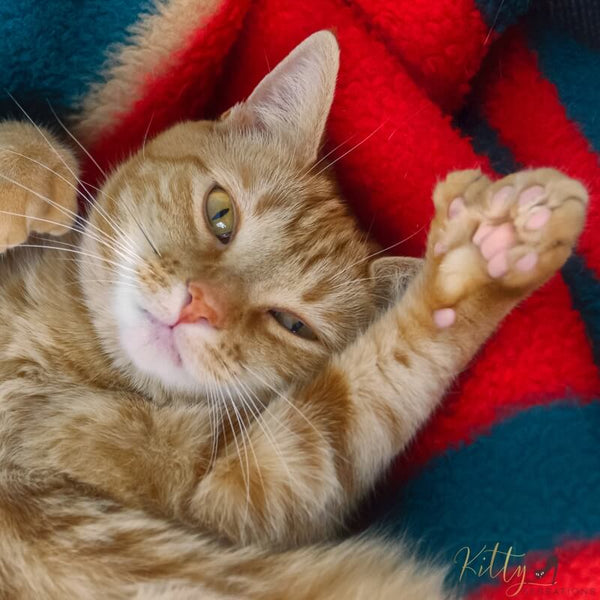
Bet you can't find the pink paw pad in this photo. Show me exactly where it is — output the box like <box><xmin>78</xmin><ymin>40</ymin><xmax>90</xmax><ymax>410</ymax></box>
<box><xmin>516</xmin><ymin>251</ymin><xmax>538</xmax><ymax>272</ymax></box>
<box><xmin>433</xmin><ymin>308</ymin><xmax>456</xmax><ymax>328</ymax></box>
<box><xmin>473</xmin><ymin>222</ymin><xmax>494</xmax><ymax>246</ymax></box>
<box><xmin>434</xmin><ymin>242</ymin><xmax>447</xmax><ymax>256</ymax></box>
<box><xmin>448</xmin><ymin>197</ymin><xmax>465</xmax><ymax>219</ymax></box>
<box><xmin>525</xmin><ymin>207</ymin><xmax>551</xmax><ymax>230</ymax></box>
<box><xmin>487</xmin><ymin>252</ymin><xmax>508</xmax><ymax>278</ymax></box>
<box><xmin>480</xmin><ymin>223</ymin><xmax>516</xmax><ymax>260</ymax></box>
<box><xmin>490</xmin><ymin>185</ymin><xmax>514</xmax><ymax>210</ymax></box>
<box><xmin>518</xmin><ymin>185</ymin><xmax>545</xmax><ymax>207</ymax></box>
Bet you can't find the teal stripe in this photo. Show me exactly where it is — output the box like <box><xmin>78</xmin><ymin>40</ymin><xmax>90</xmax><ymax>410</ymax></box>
<box><xmin>454</xmin><ymin>106</ymin><xmax>521</xmax><ymax>175</ymax></box>
<box><xmin>528</xmin><ymin>25</ymin><xmax>600</xmax><ymax>154</ymax></box>
<box><xmin>563</xmin><ymin>255</ymin><xmax>600</xmax><ymax>368</ymax></box>
<box><xmin>371</xmin><ymin>401</ymin><xmax>600</xmax><ymax>592</ymax></box>
<box><xmin>0</xmin><ymin>0</ymin><xmax>153</xmax><ymax>119</ymax></box>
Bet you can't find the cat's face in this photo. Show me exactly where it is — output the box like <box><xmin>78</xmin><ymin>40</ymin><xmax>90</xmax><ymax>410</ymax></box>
<box><xmin>78</xmin><ymin>32</ymin><xmax>417</xmax><ymax>400</ymax></box>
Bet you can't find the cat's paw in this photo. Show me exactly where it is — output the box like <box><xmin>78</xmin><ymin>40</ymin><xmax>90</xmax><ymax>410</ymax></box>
<box><xmin>428</xmin><ymin>168</ymin><xmax>587</xmax><ymax>328</ymax></box>
<box><xmin>0</xmin><ymin>122</ymin><xmax>79</xmax><ymax>253</ymax></box>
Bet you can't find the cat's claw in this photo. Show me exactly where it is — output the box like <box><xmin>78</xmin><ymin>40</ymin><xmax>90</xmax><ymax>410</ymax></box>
<box><xmin>428</xmin><ymin>168</ymin><xmax>588</xmax><ymax>328</ymax></box>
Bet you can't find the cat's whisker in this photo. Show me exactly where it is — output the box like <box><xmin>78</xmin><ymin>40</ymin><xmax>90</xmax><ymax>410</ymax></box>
<box><xmin>209</xmin><ymin>356</ymin><xmax>270</xmax><ymax>522</ymax></box>
<box><xmin>0</xmin><ymin>168</ymin><xmax>138</xmax><ymax>267</ymax></box>
<box><xmin>49</xmin><ymin>103</ymin><xmax>162</xmax><ymax>260</ymax></box>
<box><xmin>7</xmin><ymin>94</ymin><xmax>133</xmax><ymax>247</ymax></box>
<box><xmin>233</xmin><ymin>369</ymin><xmax>327</xmax><ymax>459</ymax></box>
<box><xmin>0</xmin><ymin>204</ymin><xmax>138</xmax><ymax>268</ymax></box>
<box><xmin>0</xmin><ymin>148</ymin><xmax>140</xmax><ymax>261</ymax></box>
<box><xmin>329</xmin><ymin>275</ymin><xmax>381</xmax><ymax>291</ymax></box>
<box><xmin>235</xmin><ymin>390</ymin><xmax>296</xmax><ymax>489</ymax></box>
<box><xmin>205</xmin><ymin>386</ymin><xmax>221</xmax><ymax>471</ymax></box>
<box><xmin>13</xmin><ymin>243</ymin><xmax>139</xmax><ymax>276</ymax></box>
<box><xmin>230</xmin><ymin>389</ymin><xmax>274</xmax><ymax>501</ymax></box>
<box><xmin>65</xmin><ymin>279</ymin><xmax>138</xmax><ymax>290</ymax></box>
<box><xmin>214</xmin><ymin>381</ymin><xmax>251</xmax><ymax>524</ymax></box>
<box><xmin>227</xmin><ymin>384</ymin><xmax>268</xmax><ymax>525</ymax></box>
<box><xmin>75</xmin><ymin>181</ymin><xmax>142</xmax><ymax>261</ymax></box>
<box><xmin>308</xmin><ymin>121</ymin><xmax>387</xmax><ymax>183</ymax></box>
<box><xmin>212</xmin><ymin>360</ymin><xmax>257</xmax><ymax>528</ymax></box>
<box><xmin>11</xmin><ymin>96</ymin><xmax>146</xmax><ymax>264</ymax></box>
<box><xmin>20</xmin><ymin>235</ymin><xmax>140</xmax><ymax>275</ymax></box>
<box><xmin>308</xmin><ymin>104</ymin><xmax>427</xmax><ymax>183</ymax></box>
<box><xmin>141</xmin><ymin>113</ymin><xmax>155</xmax><ymax>161</ymax></box>
<box><xmin>240</xmin><ymin>365</ymin><xmax>336</xmax><ymax>452</ymax></box>
<box><xmin>53</xmin><ymin>256</ymin><xmax>139</xmax><ymax>284</ymax></box>
<box><xmin>224</xmin><ymin>376</ymin><xmax>343</xmax><ymax>530</ymax></box>
<box><xmin>304</xmin><ymin>133</ymin><xmax>357</xmax><ymax>177</ymax></box>
<box><xmin>223</xmin><ymin>365</ymin><xmax>293</xmax><ymax>486</ymax></box>
<box><xmin>336</xmin><ymin>225</ymin><xmax>425</xmax><ymax>277</ymax></box>
<box><xmin>225</xmin><ymin>384</ymin><xmax>253</xmax><ymax>520</ymax></box>
<box><xmin>92</xmin><ymin>178</ymin><xmax>162</xmax><ymax>259</ymax></box>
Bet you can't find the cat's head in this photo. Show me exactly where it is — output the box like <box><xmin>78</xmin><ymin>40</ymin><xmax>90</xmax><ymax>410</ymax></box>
<box><xmin>79</xmin><ymin>31</ymin><xmax>420</xmax><ymax>400</ymax></box>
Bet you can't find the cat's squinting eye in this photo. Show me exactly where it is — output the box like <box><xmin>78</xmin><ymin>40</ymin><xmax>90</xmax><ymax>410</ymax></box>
<box><xmin>205</xmin><ymin>186</ymin><xmax>235</xmax><ymax>244</ymax></box>
<box><xmin>269</xmin><ymin>310</ymin><xmax>317</xmax><ymax>341</ymax></box>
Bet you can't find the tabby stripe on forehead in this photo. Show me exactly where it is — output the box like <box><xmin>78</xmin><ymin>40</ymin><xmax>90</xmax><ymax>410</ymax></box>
<box><xmin>145</xmin><ymin>153</ymin><xmax>208</xmax><ymax>172</ymax></box>
<box><xmin>299</xmin><ymin>238</ymin><xmax>357</xmax><ymax>274</ymax></box>
<box><xmin>254</xmin><ymin>194</ymin><xmax>282</xmax><ymax>216</ymax></box>
<box><xmin>298</xmin><ymin>250</ymin><xmax>331</xmax><ymax>275</ymax></box>
<box><xmin>302</xmin><ymin>276</ymin><xmax>336</xmax><ymax>303</ymax></box>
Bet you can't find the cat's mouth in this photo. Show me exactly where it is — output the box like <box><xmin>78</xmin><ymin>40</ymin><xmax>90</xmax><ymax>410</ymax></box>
<box><xmin>140</xmin><ymin>309</ymin><xmax>183</xmax><ymax>368</ymax></box>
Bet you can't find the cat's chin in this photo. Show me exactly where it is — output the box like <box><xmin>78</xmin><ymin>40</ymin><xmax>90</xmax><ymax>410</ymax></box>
<box><xmin>118</xmin><ymin>310</ymin><xmax>192</xmax><ymax>390</ymax></box>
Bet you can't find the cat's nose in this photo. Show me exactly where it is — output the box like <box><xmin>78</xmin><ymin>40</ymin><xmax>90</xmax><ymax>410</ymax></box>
<box><xmin>176</xmin><ymin>282</ymin><xmax>225</xmax><ymax>328</ymax></box>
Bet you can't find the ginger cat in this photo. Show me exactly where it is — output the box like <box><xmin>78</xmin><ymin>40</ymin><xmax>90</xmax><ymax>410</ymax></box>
<box><xmin>0</xmin><ymin>32</ymin><xmax>587</xmax><ymax>599</ymax></box>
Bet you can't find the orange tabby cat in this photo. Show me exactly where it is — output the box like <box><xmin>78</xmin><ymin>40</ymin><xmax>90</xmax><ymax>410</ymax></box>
<box><xmin>0</xmin><ymin>32</ymin><xmax>587</xmax><ymax>599</ymax></box>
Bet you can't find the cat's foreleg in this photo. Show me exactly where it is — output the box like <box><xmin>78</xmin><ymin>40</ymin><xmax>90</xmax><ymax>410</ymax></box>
<box><xmin>189</xmin><ymin>168</ymin><xmax>587</xmax><ymax>544</ymax></box>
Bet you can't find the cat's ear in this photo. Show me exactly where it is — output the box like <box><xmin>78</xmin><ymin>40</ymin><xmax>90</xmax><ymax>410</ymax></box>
<box><xmin>224</xmin><ymin>30</ymin><xmax>339</xmax><ymax>165</ymax></box>
<box><xmin>369</xmin><ymin>257</ymin><xmax>423</xmax><ymax>307</ymax></box>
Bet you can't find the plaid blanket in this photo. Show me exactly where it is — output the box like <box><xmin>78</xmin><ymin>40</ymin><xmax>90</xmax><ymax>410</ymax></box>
<box><xmin>2</xmin><ymin>1</ymin><xmax>599</xmax><ymax>597</ymax></box>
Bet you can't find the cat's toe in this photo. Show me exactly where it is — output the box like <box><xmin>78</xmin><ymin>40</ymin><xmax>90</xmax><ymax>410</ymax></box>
<box><xmin>480</xmin><ymin>169</ymin><xmax>587</xmax><ymax>289</ymax></box>
<box><xmin>0</xmin><ymin>214</ymin><xmax>28</xmax><ymax>253</ymax></box>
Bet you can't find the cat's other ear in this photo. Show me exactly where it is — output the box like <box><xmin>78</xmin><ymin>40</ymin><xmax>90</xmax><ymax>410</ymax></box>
<box><xmin>224</xmin><ymin>30</ymin><xmax>339</xmax><ymax>165</ymax></box>
<box><xmin>369</xmin><ymin>256</ymin><xmax>423</xmax><ymax>308</ymax></box>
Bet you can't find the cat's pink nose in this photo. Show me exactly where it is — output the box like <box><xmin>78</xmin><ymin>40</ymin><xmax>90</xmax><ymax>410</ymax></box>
<box><xmin>177</xmin><ymin>282</ymin><xmax>225</xmax><ymax>328</ymax></box>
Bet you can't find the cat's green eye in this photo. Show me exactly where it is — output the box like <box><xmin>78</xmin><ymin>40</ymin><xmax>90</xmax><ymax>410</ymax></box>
<box><xmin>205</xmin><ymin>186</ymin><xmax>235</xmax><ymax>244</ymax></box>
<box><xmin>269</xmin><ymin>310</ymin><xmax>317</xmax><ymax>341</ymax></box>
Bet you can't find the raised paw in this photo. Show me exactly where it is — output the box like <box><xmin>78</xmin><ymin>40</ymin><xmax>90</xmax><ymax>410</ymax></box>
<box><xmin>0</xmin><ymin>122</ymin><xmax>79</xmax><ymax>253</ymax></box>
<box><xmin>428</xmin><ymin>168</ymin><xmax>588</xmax><ymax>328</ymax></box>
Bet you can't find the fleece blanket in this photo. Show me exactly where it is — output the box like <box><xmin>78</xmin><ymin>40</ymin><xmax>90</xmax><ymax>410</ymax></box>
<box><xmin>2</xmin><ymin>1</ymin><xmax>599</xmax><ymax>597</ymax></box>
